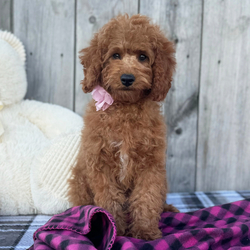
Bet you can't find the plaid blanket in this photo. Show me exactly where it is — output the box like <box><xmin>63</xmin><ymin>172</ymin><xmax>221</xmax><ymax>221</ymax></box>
<box><xmin>1</xmin><ymin>191</ymin><xmax>250</xmax><ymax>250</ymax></box>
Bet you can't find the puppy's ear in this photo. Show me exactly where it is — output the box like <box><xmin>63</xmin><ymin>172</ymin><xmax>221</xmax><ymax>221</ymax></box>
<box><xmin>151</xmin><ymin>35</ymin><xmax>176</xmax><ymax>101</ymax></box>
<box><xmin>79</xmin><ymin>33</ymin><xmax>102</xmax><ymax>93</ymax></box>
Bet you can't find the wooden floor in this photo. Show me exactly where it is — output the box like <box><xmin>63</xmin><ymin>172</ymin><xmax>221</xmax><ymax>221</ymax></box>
<box><xmin>0</xmin><ymin>0</ymin><xmax>250</xmax><ymax>192</ymax></box>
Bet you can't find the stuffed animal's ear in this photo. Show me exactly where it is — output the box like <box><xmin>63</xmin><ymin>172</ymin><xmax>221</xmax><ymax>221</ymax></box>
<box><xmin>79</xmin><ymin>33</ymin><xmax>102</xmax><ymax>93</ymax></box>
<box><xmin>150</xmin><ymin>35</ymin><xmax>176</xmax><ymax>102</ymax></box>
<box><xmin>0</xmin><ymin>30</ymin><xmax>26</xmax><ymax>65</ymax></box>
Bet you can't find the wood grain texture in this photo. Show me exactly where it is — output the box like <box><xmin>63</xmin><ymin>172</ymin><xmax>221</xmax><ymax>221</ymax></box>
<box><xmin>0</xmin><ymin>0</ymin><xmax>12</xmax><ymax>31</ymax></box>
<box><xmin>74</xmin><ymin>0</ymin><xmax>138</xmax><ymax>115</ymax></box>
<box><xmin>140</xmin><ymin>0</ymin><xmax>202</xmax><ymax>192</ymax></box>
<box><xmin>13</xmin><ymin>0</ymin><xmax>75</xmax><ymax>109</ymax></box>
<box><xmin>8</xmin><ymin>0</ymin><xmax>250</xmax><ymax>191</ymax></box>
<box><xmin>197</xmin><ymin>0</ymin><xmax>250</xmax><ymax>191</ymax></box>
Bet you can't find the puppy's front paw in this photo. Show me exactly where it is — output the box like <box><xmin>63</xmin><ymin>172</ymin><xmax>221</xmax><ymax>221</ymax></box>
<box><xmin>115</xmin><ymin>221</ymin><xmax>127</xmax><ymax>236</ymax></box>
<box><xmin>128</xmin><ymin>226</ymin><xmax>162</xmax><ymax>240</ymax></box>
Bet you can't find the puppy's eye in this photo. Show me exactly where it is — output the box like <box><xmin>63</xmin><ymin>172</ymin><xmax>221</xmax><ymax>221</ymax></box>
<box><xmin>112</xmin><ymin>53</ymin><xmax>120</xmax><ymax>59</ymax></box>
<box><xmin>138</xmin><ymin>54</ymin><xmax>147</xmax><ymax>62</ymax></box>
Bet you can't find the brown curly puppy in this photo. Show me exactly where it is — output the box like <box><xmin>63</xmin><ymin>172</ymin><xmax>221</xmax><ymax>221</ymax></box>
<box><xmin>68</xmin><ymin>14</ymin><xmax>178</xmax><ymax>240</ymax></box>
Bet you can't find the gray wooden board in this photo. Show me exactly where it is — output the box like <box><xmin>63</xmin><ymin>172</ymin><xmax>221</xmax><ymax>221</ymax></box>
<box><xmin>197</xmin><ymin>0</ymin><xmax>250</xmax><ymax>191</ymax></box>
<box><xmin>0</xmin><ymin>0</ymin><xmax>12</xmax><ymax>31</ymax></box>
<box><xmin>75</xmin><ymin>0</ymin><xmax>139</xmax><ymax>115</ymax></box>
<box><xmin>4</xmin><ymin>0</ymin><xmax>250</xmax><ymax>192</ymax></box>
<box><xmin>140</xmin><ymin>0</ymin><xmax>202</xmax><ymax>192</ymax></box>
<box><xmin>13</xmin><ymin>0</ymin><xmax>75</xmax><ymax>109</ymax></box>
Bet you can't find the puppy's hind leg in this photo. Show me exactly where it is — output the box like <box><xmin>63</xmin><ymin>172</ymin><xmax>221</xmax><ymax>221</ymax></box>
<box><xmin>68</xmin><ymin>164</ymin><xmax>93</xmax><ymax>206</ymax></box>
<box><xmin>163</xmin><ymin>203</ymin><xmax>179</xmax><ymax>213</ymax></box>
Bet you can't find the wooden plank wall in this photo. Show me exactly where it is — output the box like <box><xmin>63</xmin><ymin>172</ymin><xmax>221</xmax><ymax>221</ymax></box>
<box><xmin>0</xmin><ymin>0</ymin><xmax>12</xmax><ymax>31</ymax></box>
<box><xmin>14</xmin><ymin>0</ymin><xmax>75</xmax><ymax>109</ymax></box>
<box><xmin>0</xmin><ymin>0</ymin><xmax>250</xmax><ymax>192</ymax></box>
<box><xmin>196</xmin><ymin>0</ymin><xmax>250</xmax><ymax>191</ymax></box>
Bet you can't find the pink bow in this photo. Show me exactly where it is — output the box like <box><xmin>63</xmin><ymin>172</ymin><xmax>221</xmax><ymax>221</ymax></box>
<box><xmin>92</xmin><ymin>86</ymin><xmax>114</xmax><ymax>111</ymax></box>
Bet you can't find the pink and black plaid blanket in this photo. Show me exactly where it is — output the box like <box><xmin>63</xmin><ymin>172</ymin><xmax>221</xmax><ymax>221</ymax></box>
<box><xmin>29</xmin><ymin>199</ymin><xmax>250</xmax><ymax>250</ymax></box>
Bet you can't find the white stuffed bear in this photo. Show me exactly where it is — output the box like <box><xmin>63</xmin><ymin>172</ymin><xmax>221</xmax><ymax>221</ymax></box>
<box><xmin>0</xmin><ymin>31</ymin><xmax>83</xmax><ymax>215</ymax></box>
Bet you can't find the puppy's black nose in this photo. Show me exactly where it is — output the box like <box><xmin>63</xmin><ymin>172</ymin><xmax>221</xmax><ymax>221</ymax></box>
<box><xmin>121</xmin><ymin>74</ymin><xmax>135</xmax><ymax>87</ymax></box>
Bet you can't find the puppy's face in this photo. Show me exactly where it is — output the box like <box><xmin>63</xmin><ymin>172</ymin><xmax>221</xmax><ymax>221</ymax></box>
<box><xmin>101</xmin><ymin>40</ymin><xmax>155</xmax><ymax>102</ymax></box>
<box><xmin>80</xmin><ymin>15</ymin><xmax>176</xmax><ymax>103</ymax></box>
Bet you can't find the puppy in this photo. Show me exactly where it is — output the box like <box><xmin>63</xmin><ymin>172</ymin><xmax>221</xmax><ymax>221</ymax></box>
<box><xmin>68</xmin><ymin>14</ymin><xmax>177</xmax><ymax>240</ymax></box>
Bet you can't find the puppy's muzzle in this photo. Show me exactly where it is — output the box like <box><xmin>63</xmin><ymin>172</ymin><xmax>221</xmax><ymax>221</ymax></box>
<box><xmin>121</xmin><ymin>74</ymin><xmax>135</xmax><ymax>87</ymax></box>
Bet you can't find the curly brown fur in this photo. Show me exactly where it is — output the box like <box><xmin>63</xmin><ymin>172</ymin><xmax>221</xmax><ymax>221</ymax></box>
<box><xmin>68</xmin><ymin>14</ymin><xmax>178</xmax><ymax>240</ymax></box>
